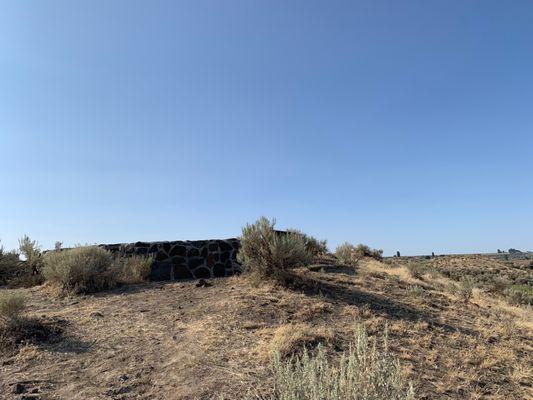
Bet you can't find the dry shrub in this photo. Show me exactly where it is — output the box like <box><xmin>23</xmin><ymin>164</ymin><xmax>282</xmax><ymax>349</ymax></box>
<box><xmin>268</xmin><ymin>323</ymin><xmax>334</xmax><ymax>359</ymax></box>
<box><xmin>287</xmin><ymin>229</ymin><xmax>328</xmax><ymax>256</ymax></box>
<box><xmin>335</xmin><ymin>242</ymin><xmax>383</xmax><ymax>267</ymax></box>
<box><xmin>119</xmin><ymin>255</ymin><xmax>153</xmax><ymax>284</ymax></box>
<box><xmin>504</xmin><ymin>284</ymin><xmax>533</xmax><ymax>306</ymax></box>
<box><xmin>0</xmin><ymin>292</ymin><xmax>63</xmax><ymax>353</ymax></box>
<box><xmin>450</xmin><ymin>277</ymin><xmax>474</xmax><ymax>303</ymax></box>
<box><xmin>353</xmin><ymin>244</ymin><xmax>383</xmax><ymax>261</ymax></box>
<box><xmin>237</xmin><ymin>217</ymin><xmax>312</xmax><ymax>284</ymax></box>
<box><xmin>335</xmin><ymin>242</ymin><xmax>357</xmax><ymax>266</ymax></box>
<box><xmin>43</xmin><ymin>246</ymin><xmax>118</xmax><ymax>295</ymax></box>
<box><xmin>269</xmin><ymin>325</ymin><xmax>414</xmax><ymax>400</ymax></box>
<box><xmin>0</xmin><ymin>292</ymin><xmax>26</xmax><ymax>322</ymax></box>
<box><xmin>406</xmin><ymin>262</ymin><xmax>428</xmax><ymax>280</ymax></box>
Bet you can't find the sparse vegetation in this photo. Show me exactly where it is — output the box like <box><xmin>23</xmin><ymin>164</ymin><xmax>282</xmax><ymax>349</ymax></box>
<box><xmin>237</xmin><ymin>217</ymin><xmax>312</xmax><ymax>283</ymax></box>
<box><xmin>449</xmin><ymin>277</ymin><xmax>474</xmax><ymax>302</ymax></box>
<box><xmin>18</xmin><ymin>235</ymin><xmax>44</xmax><ymax>274</ymax></box>
<box><xmin>43</xmin><ymin>246</ymin><xmax>119</xmax><ymax>294</ymax></box>
<box><xmin>335</xmin><ymin>242</ymin><xmax>383</xmax><ymax>266</ymax></box>
<box><xmin>268</xmin><ymin>323</ymin><xmax>334</xmax><ymax>359</ymax></box>
<box><xmin>433</xmin><ymin>255</ymin><xmax>531</xmax><ymax>306</ymax></box>
<box><xmin>119</xmin><ymin>255</ymin><xmax>154</xmax><ymax>284</ymax></box>
<box><xmin>335</xmin><ymin>242</ymin><xmax>357</xmax><ymax>266</ymax></box>
<box><xmin>505</xmin><ymin>284</ymin><xmax>533</xmax><ymax>306</ymax></box>
<box><xmin>406</xmin><ymin>261</ymin><xmax>429</xmax><ymax>280</ymax></box>
<box><xmin>0</xmin><ymin>242</ymin><xmax>21</xmax><ymax>285</ymax></box>
<box><xmin>0</xmin><ymin>292</ymin><xmax>26</xmax><ymax>322</ymax></box>
<box><xmin>269</xmin><ymin>325</ymin><xmax>414</xmax><ymax>400</ymax></box>
<box><xmin>287</xmin><ymin>229</ymin><xmax>328</xmax><ymax>256</ymax></box>
<box><xmin>0</xmin><ymin>291</ymin><xmax>63</xmax><ymax>354</ymax></box>
<box><xmin>408</xmin><ymin>284</ymin><xmax>425</xmax><ymax>298</ymax></box>
<box><xmin>353</xmin><ymin>244</ymin><xmax>383</xmax><ymax>261</ymax></box>
<box><xmin>0</xmin><ymin>237</ymin><xmax>45</xmax><ymax>288</ymax></box>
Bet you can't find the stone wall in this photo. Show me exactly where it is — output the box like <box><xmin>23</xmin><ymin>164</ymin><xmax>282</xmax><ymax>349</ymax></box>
<box><xmin>100</xmin><ymin>238</ymin><xmax>241</xmax><ymax>281</ymax></box>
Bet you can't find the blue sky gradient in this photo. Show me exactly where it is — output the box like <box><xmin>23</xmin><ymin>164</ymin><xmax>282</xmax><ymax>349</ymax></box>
<box><xmin>1</xmin><ymin>1</ymin><xmax>532</xmax><ymax>255</ymax></box>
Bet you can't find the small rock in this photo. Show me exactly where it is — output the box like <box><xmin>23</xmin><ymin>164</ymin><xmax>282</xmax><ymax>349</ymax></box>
<box><xmin>13</xmin><ymin>383</ymin><xmax>26</xmax><ymax>394</ymax></box>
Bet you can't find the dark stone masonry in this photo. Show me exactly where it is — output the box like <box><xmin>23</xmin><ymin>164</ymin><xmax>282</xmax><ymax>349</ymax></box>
<box><xmin>100</xmin><ymin>238</ymin><xmax>241</xmax><ymax>281</ymax></box>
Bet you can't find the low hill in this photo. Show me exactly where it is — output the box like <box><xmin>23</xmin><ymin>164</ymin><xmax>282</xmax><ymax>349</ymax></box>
<box><xmin>0</xmin><ymin>255</ymin><xmax>531</xmax><ymax>399</ymax></box>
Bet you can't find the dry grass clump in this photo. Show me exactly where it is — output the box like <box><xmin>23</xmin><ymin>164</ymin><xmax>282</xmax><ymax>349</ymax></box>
<box><xmin>335</xmin><ymin>243</ymin><xmax>383</xmax><ymax>266</ymax></box>
<box><xmin>269</xmin><ymin>325</ymin><xmax>414</xmax><ymax>400</ymax></box>
<box><xmin>0</xmin><ymin>291</ymin><xmax>62</xmax><ymax>353</ymax></box>
<box><xmin>237</xmin><ymin>217</ymin><xmax>312</xmax><ymax>284</ymax></box>
<box><xmin>118</xmin><ymin>255</ymin><xmax>153</xmax><ymax>284</ymax></box>
<box><xmin>268</xmin><ymin>323</ymin><xmax>335</xmax><ymax>359</ymax></box>
<box><xmin>43</xmin><ymin>246</ymin><xmax>119</xmax><ymax>295</ymax></box>
<box><xmin>0</xmin><ymin>291</ymin><xmax>26</xmax><ymax>322</ymax></box>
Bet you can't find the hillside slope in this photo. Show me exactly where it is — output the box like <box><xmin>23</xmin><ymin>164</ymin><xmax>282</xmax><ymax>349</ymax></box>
<box><xmin>1</xmin><ymin>256</ymin><xmax>532</xmax><ymax>399</ymax></box>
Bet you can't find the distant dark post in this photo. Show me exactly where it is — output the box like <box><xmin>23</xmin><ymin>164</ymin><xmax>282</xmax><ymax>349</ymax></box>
<box><xmin>396</xmin><ymin>251</ymin><xmax>400</xmax><ymax>257</ymax></box>
<box><xmin>431</xmin><ymin>252</ymin><xmax>435</xmax><ymax>258</ymax></box>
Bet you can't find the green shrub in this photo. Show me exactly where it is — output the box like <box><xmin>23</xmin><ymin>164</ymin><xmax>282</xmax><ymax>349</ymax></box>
<box><xmin>335</xmin><ymin>242</ymin><xmax>383</xmax><ymax>266</ymax></box>
<box><xmin>0</xmin><ymin>292</ymin><xmax>26</xmax><ymax>322</ymax></box>
<box><xmin>287</xmin><ymin>229</ymin><xmax>328</xmax><ymax>256</ymax></box>
<box><xmin>408</xmin><ymin>285</ymin><xmax>425</xmax><ymax>298</ymax></box>
<box><xmin>269</xmin><ymin>325</ymin><xmax>414</xmax><ymax>400</ymax></box>
<box><xmin>505</xmin><ymin>284</ymin><xmax>533</xmax><ymax>306</ymax></box>
<box><xmin>43</xmin><ymin>246</ymin><xmax>118</xmax><ymax>294</ymax></box>
<box><xmin>119</xmin><ymin>255</ymin><xmax>153</xmax><ymax>284</ymax></box>
<box><xmin>0</xmin><ymin>244</ymin><xmax>21</xmax><ymax>285</ymax></box>
<box><xmin>237</xmin><ymin>217</ymin><xmax>312</xmax><ymax>283</ymax></box>
<box><xmin>18</xmin><ymin>235</ymin><xmax>43</xmax><ymax>272</ymax></box>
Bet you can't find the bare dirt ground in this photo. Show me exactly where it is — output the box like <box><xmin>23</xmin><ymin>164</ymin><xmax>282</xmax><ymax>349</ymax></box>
<box><xmin>1</xmin><ymin>255</ymin><xmax>532</xmax><ymax>399</ymax></box>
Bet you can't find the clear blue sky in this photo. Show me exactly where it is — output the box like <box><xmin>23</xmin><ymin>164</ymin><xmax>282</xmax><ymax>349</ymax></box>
<box><xmin>1</xmin><ymin>1</ymin><xmax>532</xmax><ymax>255</ymax></box>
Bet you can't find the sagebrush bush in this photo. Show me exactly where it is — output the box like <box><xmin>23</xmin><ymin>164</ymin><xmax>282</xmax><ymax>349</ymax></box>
<box><xmin>0</xmin><ymin>292</ymin><xmax>26</xmax><ymax>322</ymax></box>
<box><xmin>287</xmin><ymin>229</ymin><xmax>328</xmax><ymax>256</ymax></box>
<box><xmin>237</xmin><ymin>217</ymin><xmax>312</xmax><ymax>283</ymax></box>
<box><xmin>119</xmin><ymin>255</ymin><xmax>153</xmax><ymax>284</ymax></box>
<box><xmin>270</xmin><ymin>325</ymin><xmax>414</xmax><ymax>400</ymax></box>
<box><xmin>335</xmin><ymin>242</ymin><xmax>357</xmax><ymax>266</ymax></box>
<box><xmin>353</xmin><ymin>244</ymin><xmax>383</xmax><ymax>261</ymax></box>
<box><xmin>335</xmin><ymin>242</ymin><xmax>382</xmax><ymax>267</ymax></box>
<box><xmin>43</xmin><ymin>246</ymin><xmax>118</xmax><ymax>294</ymax></box>
<box><xmin>505</xmin><ymin>284</ymin><xmax>533</xmax><ymax>306</ymax></box>
<box><xmin>406</xmin><ymin>262</ymin><xmax>428</xmax><ymax>280</ymax></box>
